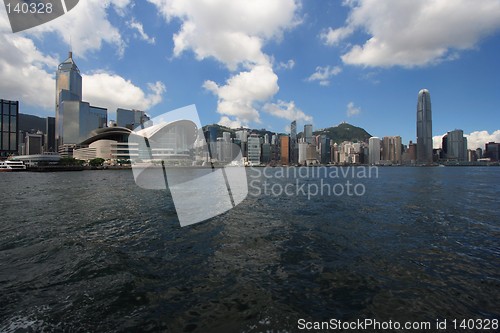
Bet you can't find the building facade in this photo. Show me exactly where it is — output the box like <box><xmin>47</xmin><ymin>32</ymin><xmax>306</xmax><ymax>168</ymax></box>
<box><xmin>416</xmin><ymin>89</ymin><xmax>433</xmax><ymax>164</ymax></box>
<box><xmin>117</xmin><ymin>108</ymin><xmax>149</xmax><ymax>130</ymax></box>
<box><xmin>446</xmin><ymin>129</ymin><xmax>467</xmax><ymax>161</ymax></box>
<box><xmin>382</xmin><ymin>136</ymin><xmax>402</xmax><ymax>164</ymax></box>
<box><xmin>280</xmin><ymin>135</ymin><xmax>289</xmax><ymax>165</ymax></box>
<box><xmin>56</xmin><ymin>52</ymin><xmax>82</xmax><ymax>147</ymax></box>
<box><xmin>368</xmin><ymin>137</ymin><xmax>381</xmax><ymax>165</ymax></box>
<box><xmin>304</xmin><ymin>124</ymin><xmax>313</xmax><ymax>144</ymax></box>
<box><xmin>290</xmin><ymin>120</ymin><xmax>297</xmax><ymax>164</ymax></box>
<box><xmin>0</xmin><ymin>99</ymin><xmax>19</xmax><ymax>159</ymax></box>
<box><xmin>247</xmin><ymin>134</ymin><xmax>261</xmax><ymax>165</ymax></box>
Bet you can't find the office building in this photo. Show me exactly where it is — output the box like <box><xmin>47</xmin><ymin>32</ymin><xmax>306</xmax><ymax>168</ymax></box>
<box><xmin>319</xmin><ymin>135</ymin><xmax>330</xmax><ymax>164</ymax></box>
<box><xmin>280</xmin><ymin>135</ymin><xmax>289</xmax><ymax>165</ymax></box>
<box><xmin>304</xmin><ymin>124</ymin><xmax>313</xmax><ymax>144</ymax></box>
<box><xmin>247</xmin><ymin>134</ymin><xmax>261</xmax><ymax>165</ymax></box>
<box><xmin>290</xmin><ymin>120</ymin><xmax>297</xmax><ymax>164</ymax></box>
<box><xmin>368</xmin><ymin>137</ymin><xmax>381</xmax><ymax>165</ymax></box>
<box><xmin>117</xmin><ymin>108</ymin><xmax>149</xmax><ymax>130</ymax></box>
<box><xmin>56</xmin><ymin>52</ymin><xmax>82</xmax><ymax>147</ymax></box>
<box><xmin>25</xmin><ymin>132</ymin><xmax>43</xmax><ymax>155</ymax></box>
<box><xmin>416</xmin><ymin>89</ymin><xmax>433</xmax><ymax>164</ymax></box>
<box><xmin>55</xmin><ymin>52</ymin><xmax>108</xmax><ymax>152</ymax></box>
<box><xmin>484</xmin><ymin>142</ymin><xmax>500</xmax><ymax>161</ymax></box>
<box><xmin>446</xmin><ymin>129</ymin><xmax>467</xmax><ymax>161</ymax></box>
<box><xmin>59</xmin><ymin>101</ymin><xmax>107</xmax><ymax>145</ymax></box>
<box><xmin>45</xmin><ymin>117</ymin><xmax>56</xmax><ymax>152</ymax></box>
<box><xmin>0</xmin><ymin>99</ymin><xmax>19</xmax><ymax>158</ymax></box>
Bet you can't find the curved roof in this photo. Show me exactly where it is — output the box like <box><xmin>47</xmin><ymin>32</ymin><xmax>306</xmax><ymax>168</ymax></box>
<box><xmin>418</xmin><ymin>88</ymin><xmax>429</xmax><ymax>95</ymax></box>
<box><xmin>80</xmin><ymin>126</ymin><xmax>132</xmax><ymax>145</ymax></box>
<box><xmin>134</xmin><ymin>120</ymin><xmax>198</xmax><ymax>144</ymax></box>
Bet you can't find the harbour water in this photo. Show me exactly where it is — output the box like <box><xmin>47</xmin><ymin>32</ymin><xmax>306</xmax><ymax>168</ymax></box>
<box><xmin>0</xmin><ymin>167</ymin><xmax>499</xmax><ymax>332</ymax></box>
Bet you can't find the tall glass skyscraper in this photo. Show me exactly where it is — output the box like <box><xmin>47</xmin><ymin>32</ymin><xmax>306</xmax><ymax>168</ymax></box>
<box><xmin>56</xmin><ymin>52</ymin><xmax>82</xmax><ymax>147</ymax></box>
<box><xmin>416</xmin><ymin>89</ymin><xmax>433</xmax><ymax>164</ymax></box>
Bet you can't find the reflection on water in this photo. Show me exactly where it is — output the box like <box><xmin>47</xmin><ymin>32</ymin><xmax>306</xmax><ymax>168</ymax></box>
<box><xmin>0</xmin><ymin>167</ymin><xmax>499</xmax><ymax>332</ymax></box>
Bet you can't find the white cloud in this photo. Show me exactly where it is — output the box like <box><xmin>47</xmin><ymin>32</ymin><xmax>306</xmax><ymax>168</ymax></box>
<box><xmin>346</xmin><ymin>102</ymin><xmax>361</xmax><ymax>117</ymax></box>
<box><xmin>0</xmin><ymin>33</ymin><xmax>58</xmax><ymax>109</ymax></box>
<box><xmin>0</xmin><ymin>1</ymin><xmax>163</xmax><ymax>116</ymax></box>
<box><xmin>263</xmin><ymin>100</ymin><xmax>312</xmax><ymax>122</ymax></box>
<box><xmin>27</xmin><ymin>0</ymin><xmax>132</xmax><ymax>58</ymax></box>
<box><xmin>148</xmin><ymin>0</ymin><xmax>301</xmax><ymax>127</ymax></box>
<box><xmin>203</xmin><ymin>65</ymin><xmax>279</xmax><ymax>126</ymax></box>
<box><xmin>128</xmin><ymin>18</ymin><xmax>156</xmax><ymax>44</ymax></box>
<box><xmin>277</xmin><ymin>59</ymin><xmax>295</xmax><ymax>70</ymax></box>
<box><xmin>83</xmin><ymin>71</ymin><xmax>166</xmax><ymax>114</ymax></box>
<box><xmin>218</xmin><ymin>116</ymin><xmax>242</xmax><ymax>129</ymax></box>
<box><xmin>306</xmin><ymin>65</ymin><xmax>342</xmax><ymax>86</ymax></box>
<box><xmin>433</xmin><ymin>130</ymin><xmax>500</xmax><ymax>150</ymax></box>
<box><xmin>466</xmin><ymin>130</ymin><xmax>500</xmax><ymax>150</ymax></box>
<box><xmin>147</xmin><ymin>0</ymin><xmax>299</xmax><ymax>70</ymax></box>
<box><xmin>323</xmin><ymin>0</ymin><xmax>500</xmax><ymax>67</ymax></box>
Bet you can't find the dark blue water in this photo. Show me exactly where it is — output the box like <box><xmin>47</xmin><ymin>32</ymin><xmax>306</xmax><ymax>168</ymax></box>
<box><xmin>0</xmin><ymin>167</ymin><xmax>499</xmax><ymax>332</ymax></box>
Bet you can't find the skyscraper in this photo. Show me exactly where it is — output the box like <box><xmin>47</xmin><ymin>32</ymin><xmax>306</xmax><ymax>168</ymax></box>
<box><xmin>382</xmin><ymin>136</ymin><xmax>402</xmax><ymax>164</ymax></box>
<box><xmin>416</xmin><ymin>89</ymin><xmax>433</xmax><ymax>164</ymax></box>
<box><xmin>0</xmin><ymin>99</ymin><xmax>18</xmax><ymax>158</ymax></box>
<box><xmin>446</xmin><ymin>129</ymin><xmax>467</xmax><ymax>161</ymax></box>
<box><xmin>304</xmin><ymin>124</ymin><xmax>313</xmax><ymax>144</ymax></box>
<box><xmin>55</xmin><ymin>52</ymin><xmax>107</xmax><ymax>152</ymax></box>
<box><xmin>56</xmin><ymin>52</ymin><xmax>82</xmax><ymax>147</ymax></box>
<box><xmin>368</xmin><ymin>137</ymin><xmax>381</xmax><ymax>165</ymax></box>
<box><xmin>290</xmin><ymin>120</ymin><xmax>297</xmax><ymax>164</ymax></box>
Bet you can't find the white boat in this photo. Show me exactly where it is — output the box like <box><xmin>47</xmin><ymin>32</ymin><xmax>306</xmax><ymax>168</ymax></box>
<box><xmin>0</xmin><ymin>160</ymin><xmax>27</xmax><ymax>171</ymax></box>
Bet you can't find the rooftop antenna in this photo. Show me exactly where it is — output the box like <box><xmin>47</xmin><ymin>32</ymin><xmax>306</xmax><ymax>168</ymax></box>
<box><xmin>69</xmin><ymin>35</ymin><xmax>73</xmax><ymax>58</ymax></box>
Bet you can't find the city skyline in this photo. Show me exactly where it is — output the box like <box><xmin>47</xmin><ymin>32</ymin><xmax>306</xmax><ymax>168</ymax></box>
<box><xmin>1</xmin><ymin>1</ymin><xmax>499</xmax><ymax>150</ymax></box>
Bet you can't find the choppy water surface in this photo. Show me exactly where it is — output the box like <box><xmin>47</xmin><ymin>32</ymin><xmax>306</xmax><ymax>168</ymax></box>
<box><xmin>0</xmin><ymin>167</ymin><xmax>499</xmax><ymax>332</ymax></box>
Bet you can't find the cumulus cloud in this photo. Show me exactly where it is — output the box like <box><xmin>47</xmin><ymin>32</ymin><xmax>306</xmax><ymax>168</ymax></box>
<box><xmin>277</xmin><ymin>59</ymin><xmax>295</xmax><ymax>70</ymax></box>
<box><xmin>83</xmin><ymin>71</ymin><xmax>166</xmax><ymax>114</ymax></box>
<box><xmin>433</xmin><ymin>130</ymin><xmax>500</xmax><ymax>150</ymax></box>
<box><xmin>0</xmin><ymin>1</ymin><xmax>143</xmax><ymax>114</ymax></box>
<box><xmin>203</xmin><ymin>65</ymin><xmax>279</xmax><ymax>126</ymax></box>
<box><xmin>323</xmin><ymin>0</ymin><xmax>500</xmax><ymax>67</ymax></box>
<box><xmin>306</xmin><ymin>65</ymin><xmax>342</xmax><ymax>86</ymax></box>
<box><xmin>128</xmin><ymin>18</ymin><xmax>156</xmax><ymax>44</ymax></box>
<box><xmin>0</xmin><ymin>33</ymin><xmax>58</xmax><ymax>109</ymax></box>
<box><xmin>28</xmin><ymin>0</ymin><xmax>132</xmax><ymax>58</ymax></box>
<box><xmin>263</xmin><ymin>100</ymin><xmax>312</xmax><ymax>122</ymax></box>
<box><xmin>148</xmin><ymin>0</ymin><xmax>301</xmax><ymax>127</ymax></box>
<box><xmin>346</xmin><ymin>102</ymin><xmax>361</xmax><ymax>117</ymax></box>
<box><xmin>147</xmin><ymin>0</ymin><xmax>299</xmax><ymax>69</ymax></box>
<box><xmin>466</xmin><ymin>130</ymin><xmax>500</xmax><ymax>150</ymax></box>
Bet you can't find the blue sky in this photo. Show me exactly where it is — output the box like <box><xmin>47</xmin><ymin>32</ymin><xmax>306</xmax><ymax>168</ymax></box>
<box><xmin>1</xmin><ymin>0</ymin><xmax>499</xmax><ymax>149</ymax></box>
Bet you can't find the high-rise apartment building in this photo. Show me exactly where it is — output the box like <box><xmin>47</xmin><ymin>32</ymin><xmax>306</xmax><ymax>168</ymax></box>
<box><xmin>382</xmin><ymin>136</ymin><xmax>402</xmax><ymax>164</ymax></box>
<box><xmin>417</xmin><ymin>89</ymin><xmax>433</xmax><ymax>164</ymax></box>
<box><xmin>0</xmin><ymin>99</ymin><xmax>18</xmax><ymax>158</ymax></box>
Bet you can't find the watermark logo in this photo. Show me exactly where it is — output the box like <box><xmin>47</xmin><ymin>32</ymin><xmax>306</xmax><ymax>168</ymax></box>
<box><xmin>4</xmin><ymin>0</ymin><xmax>79</xmax><ymax>33</ymax></box>
<box><xmin>128</xmin><ymin>105</ymin><xmax>248</xmax><ymax>227</ymax></box>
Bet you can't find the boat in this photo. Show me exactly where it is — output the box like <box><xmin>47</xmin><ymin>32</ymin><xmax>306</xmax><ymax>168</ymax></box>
<box><xmin>0</xmin><ymin>160</ymin><xmax>27</xmax><ymax>172</ymax></box>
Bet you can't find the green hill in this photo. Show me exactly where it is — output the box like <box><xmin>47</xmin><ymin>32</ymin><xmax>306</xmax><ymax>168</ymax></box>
<box><xmin>313</xmin><ymin>122</ymin><xmax>372</xmax><ymax>144</ymax></box>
